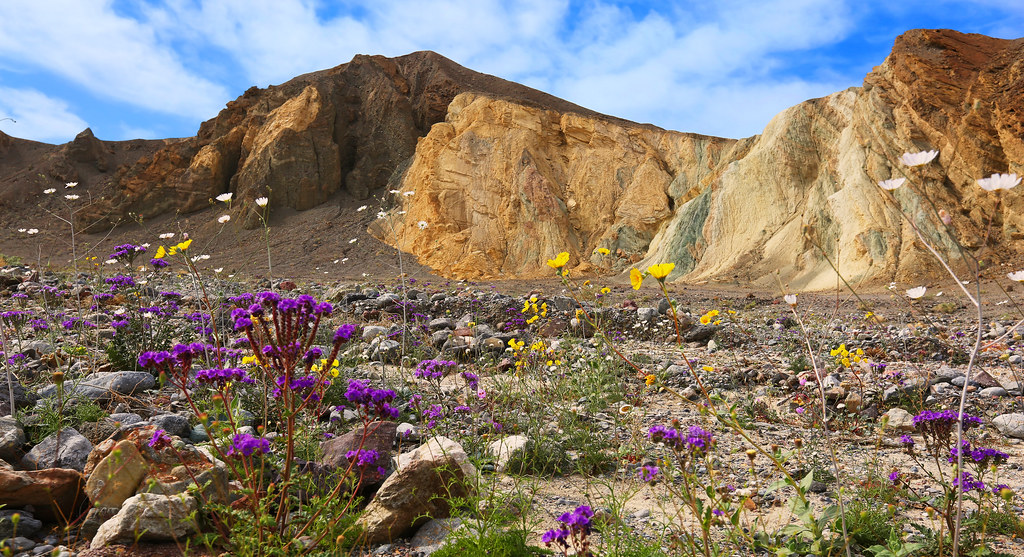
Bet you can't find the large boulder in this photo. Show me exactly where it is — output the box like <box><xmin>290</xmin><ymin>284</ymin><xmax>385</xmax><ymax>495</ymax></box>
<box><xmin>0</xmin><ymin>467</ymin><xmax>86</xmax><ymax>522</ymax></box>
<box><xmin>84</xmin><ymin>439</ymin><xmax>149</xmax><ymax>508</ymax></box>
<box><xmin>356</xmin><ymin>436</ymin><xmax>478</xmax><ymax>544</ymax></box>
<box><xmin>90</xmin><ymin>493</ymin><xmax>198</xmax><ymax>548</ymax></box>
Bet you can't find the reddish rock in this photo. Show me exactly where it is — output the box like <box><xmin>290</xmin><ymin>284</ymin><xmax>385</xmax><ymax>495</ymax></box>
<box><xmin>0</xmin><ymin>467</ymin><xmax>86</xmax><ymax>522</ymax></box>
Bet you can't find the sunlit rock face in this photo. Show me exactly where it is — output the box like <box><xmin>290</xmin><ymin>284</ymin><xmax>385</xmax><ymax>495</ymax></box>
<box><xmin>387</xmin><ymin>29</ymin><xmax>1024</xmax><ymax>287</ymax></box>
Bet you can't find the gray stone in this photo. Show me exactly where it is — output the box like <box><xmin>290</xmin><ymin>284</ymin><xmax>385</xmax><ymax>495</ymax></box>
<box><xmin>108</xmin><ymin>413</ymin><xmax>143</xmax><ymax>425</ymax></box>
<box><xmin>657</xmin><ymin>298</ymin><xmax>676</xmax><ymax>315</ymax></box>
<box><xmin>409</xmin><ymin>518</ymin><xmax>467</xmax><ymax>555</ymax></box>
<box><xmin>372</xmin><ymin>340</ymin><xmax>401</xmax><ymax>363</ymax></box>
<box><xmin>636</xmin><ymin>307</ymin><xmax>658</xmax><ymax>323</ymax></box>
<box><xmin>993</xmin><ymin>413</ymin><xmax>1024</xmax><ymax>439</ymax></box>
<box><xmin>363</xmin><ymin>326</ymin><xmax>388</xmax><ymax>342</ymax></box>
<box><xmin>53</xmin><ymin>371</ymin><xmax>156</xmax><ymax>402</ymax></box>
<box><xmin>0</xmin><ymin>416</ymin><xmax>25</xmax><ymax>464</ymax></box>
<box><xmin>188</xmin><ymin>423</ymin><xmax>209</xmax><ymax>443</ymax></box>
<box><xmin>929</xmin><ymin>366</ymin><xmax>963</xmax><ymax>385</ymax></box>
<box><xmin>0</xmin><ymin>536</ymin><xmax>34</xmax><ymax>554</ymax></box>
<box><xmin>487</xmin><ymin>435</ymin><xmax>530</xmax><ymax>473</ymax></box>
<box><xmin>80</xmin><ymin>507</ymin><xmax>119</xmax><ymax>538</ymax></box>
<box><xmin>396</xmin><ymin>423</ymin><xmax>420</xmax><ymax>442</ymax></box>
<box><xmin>979</xmin><ymin>387</ymin><xmax>1007</xmax><ymax>397</ymax></box>
<box><xmin>428</xmin><ymin>318</ymin><xmax>455</xmax><ymax>332</ymax></box>
<box><xmin>683</xmin><ymin>325</ymin><xmax>720</xmax><ymax>343</ymax></box>
<box><xmin>358</xmin><ymin>437</ymin><xmax>478</xmax><ymax>544</ymax></box>
<box><xmin>148</xmin><ymin>414</ymin><xmax>191</xmax><ymax>438</ymax></box>
<box><xmin>91</xmin><ymin>493</ymin><xmax>198</xmax><ymax>548</ymax></box>
<box><xmin>0</xmin><ymin>510</ymin><xmax>42</xmax><ymax>538</ymax></box>
<box><xmin>884</xmin><ymin>408</ymin><xmax>915</xmax><ymax>432</ymax></box>
<box><xmin>0</xmin><ymin>372</ymin><xmax>38</xmax><ymax>415</ymax></box>
<box><xmin>21</xmin><ymin>428</ymin><xmax>92</xmax><ymax>471</ymax></box>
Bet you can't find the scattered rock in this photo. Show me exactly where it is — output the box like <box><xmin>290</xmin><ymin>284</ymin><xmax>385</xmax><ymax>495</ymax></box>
<box><xmin>91</xmin><ymin>493</ymin><xmax>198</xmax><ymax>548</ymax></box>
<box><xmin>993</xmin><ymin>413</ymin><xmax>1024</xmax><ymax>439</ymax></box>
<box><xmin>357</xmin><ymin>436</ymin><xmax>478</xmax><ymax>544</ymax></box>
<box><xmin>21</xmin><ymin>427</ymin><xmax>93</xmax><ymax>472</ymax></box>
<box><xmin>0</xmin><ymin>416</ymin><xmax>26</xmax><ymax>464</ymax></box>
<box><xmin>0</xmin><ymin>467</ymin><xmax>86</xmax><ymax>522</ymax></box>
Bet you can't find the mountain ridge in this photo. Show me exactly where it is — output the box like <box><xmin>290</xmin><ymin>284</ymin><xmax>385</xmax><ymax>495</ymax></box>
<box><xmin>0</xmin><ymin>29</ymin><xmax>1021</xmax><ymax>287</ymax></box>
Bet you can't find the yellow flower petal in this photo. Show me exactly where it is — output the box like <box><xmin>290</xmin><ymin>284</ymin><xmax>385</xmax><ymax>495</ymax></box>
<box><xmin>597</xmin><ymin>248</ymin><xmax>610</xmax><ymax>255</ymax></box>
<box><xmin>154</xmin><ymin>246</ymin><xmax>166</xmax><ymax>259</ymax></box>
<box><xmin>546</xmin><ymin>251</ymin><xmax>570</xmax><ymax>269</ymax></box>
<box><xmin>630</xmin><ymin>268</ymin><xmax>643</xmax><ymax>290</ymax></box>
<box><xmin>647</xmin><ymin>262</ymin><xmax>675</xmax><ymax>280</ymax></box>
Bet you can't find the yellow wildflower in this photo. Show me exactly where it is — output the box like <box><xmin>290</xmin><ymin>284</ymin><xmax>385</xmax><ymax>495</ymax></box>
<box><xmin>597</xmin><ymin>248</ymin><xmax>610</xmax><ymax>255</ymax></box>
<box><xmin>647</xmin><ymin>262</ymin><xmax>675</xmax><ymax>280</ymax></box>
<box><xmin>527</xmin><ymin>315</ymin><xmax>539</xmax><ymax>324</ymax></box>
<box><xmin>601</xmin><ymin>287</ymin><xmax>610</xmax><ymax>294</ymax></box>
<box><xmin>645</xmin><ymin>374</ymin><xmax>657</xmax><ymax>386</ymax></box>
<box><xmin>630</xmin><ymin>268</ymin><xmax>643</xmax><ymax>290</ymax></box>
<box><xmin>176</xmin><ymin>238</ymin><xmax>192</xmax><ymax>251</ymax></box>
<box><xmin>547</xmin><ymin>252</ymin><xmax>570</xmax><ymax>271</ymax></box>
<box><xmin>154</xmin><ymin>246</ymin><xmax>166</xmax><ymax>259</ymax></box>
<box><xmin>702</xmin><ymin>365</ymin><xmax>714</xmax><ymax>373</ymax></box>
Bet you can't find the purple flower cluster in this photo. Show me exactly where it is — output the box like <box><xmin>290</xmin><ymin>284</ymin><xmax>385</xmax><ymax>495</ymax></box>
<box><xmin>109</xmin><ymin>243</ymin><xmax>146</xmax><ymax>265</ymax></box>
<box><xmin>948</xmin><ymin>441</ymin><xmax>1008</xmax><ymax>467</ymax></box>
<box><xmin>195</xmin><ymin>367</ymin><xmax>254</xmax><ymax>386</ymax></box>
<box><xmin>148</xmin><ymin>429</ymin><xmax>172</xmax><ymax>449</ymax></box>
<box><xmin>913</xmin><ymin>410</ymin><xmax>983</xmax><ymax>452</ymax></box>
<box><xmin>542</xmin><ymin>505</ymin><xmax>593</xmax><ymax>549</ymax></box>
<box><xmin>953</xmin><ymin>471</ymin><xmax>986</xmax><ymax>493</ymax></box>
<box><xmin>105</xmin><ymin>274</ymin><xmax>136</xmax><ymax>291</ymax></box>
<box><xmin>648</xmin><ymin>424</ymin><xmax>714</xmax><ymax>456</ymax></box>
<box><xmin>639</xmin><ymin>465</ymin><xmax>659</xmax><ymax>483</ymax></box>
<box><xmin>334</xmin><ymin>324</ymin><xmax>357</xmax><ymax>343</ymax></box>
<box><xmin>414</xmin><ymin>358</ymin><xmax>457</xmax><ymax>380</ymax></box>
<box><xmin>61</xmin><ymin>317</ymin><xmax>96</xmax><ymax>330</ymax></box>
<box><xmin>345</xmin><ymin>379</ymin><xmax>399</xmax><ymax>419</ymax></box>
<box><xmin>226</xmin><ymin>433</ymin><xmax>271</xmax><ymax>457</ymax></box>
<box><xmin>345</xmin><ymin>449</ymin><xmax>379</xmax><ymax>468</ymax></box>
<box><xmin>273</xmin><ymin>374</ymin><xmax>327</xmax><ymax>401</ymax></box>
<box><xmin>460</xmin><ymin>371</ymin><xmax>479</xmax><ymax>389</ymax></box>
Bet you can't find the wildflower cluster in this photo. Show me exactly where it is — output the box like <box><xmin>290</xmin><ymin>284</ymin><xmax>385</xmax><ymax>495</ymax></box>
<box><xmin>520</xmin><ymin>295</ymin><xmax>548</xmax><ymax>325</ymax></box>
<box><xmin>912</xmin><ymin>409</ymin><xmax>983</xmax><ymax>455</ymax></box>
<box><xmin>344</xmin><ymin>379</ymin><xmax>400</xmax><ymax>420</ymax></box>
<box><xmin>648</xmin><ymin>424</ymin><xmax>715</xmax><ymax>457</ymax></box>
<box><xmin>542</xmin><ymin>505</ymin><xmax>594</xmax><ymax>556</ymax></box>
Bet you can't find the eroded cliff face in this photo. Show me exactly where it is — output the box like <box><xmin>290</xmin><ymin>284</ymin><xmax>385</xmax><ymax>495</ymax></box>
<box><xmin>379</xmin><ymin>93</ymin><xmax>742</xmax><ymax>279</ymax></box>
<box><xmin>75</xmin><ymin>51</ymin><xmax>604</xmax><ymax>231</ymax></box>
<box><xmin>387</xmin><ymin>29</ymin><xmax>1024</xmax><ymax>287</ymax></box>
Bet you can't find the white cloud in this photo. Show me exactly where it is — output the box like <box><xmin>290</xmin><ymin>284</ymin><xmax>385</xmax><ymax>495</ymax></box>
<box><xmin>0</xmin><ymin>0</ymin><xmax>228</xmax><ymax>119</ymax></box>
<box><xmin>0</xmin><ymin>86</ymin><xmax>88</xmax><ymax>143</ymax></box>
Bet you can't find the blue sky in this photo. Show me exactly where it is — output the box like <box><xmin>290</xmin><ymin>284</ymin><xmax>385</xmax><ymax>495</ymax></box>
<box><xmin>0</xmin><ymin>0</ymin><xmax>1021</xmax><ymax>144</ymax></box>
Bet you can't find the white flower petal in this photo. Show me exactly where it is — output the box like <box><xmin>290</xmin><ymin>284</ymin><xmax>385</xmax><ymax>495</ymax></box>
<box><xmin>878</xmin><ymin>178</ymin><xmax>906</xmax><ymax>190</ymax></box>
<box><xmin>783</xmin><ymin>294</ymin><xmax>797</xmax><ymax>306</ymax></box>
<box><xmin>900</xmin><ymin>150</ymin><xmax>938</xmax><ymax>167</ymax></box>
<box><xmin>216</xmin><ymin>193</ymin><xmax>233</xmax><ymax>202</ymax></box>
<box><xmin>218</xmin><ymin>214</ymin><xmax>231</xmax><ymax>223</ymax></box>
<box><xmin>255</xmin><ymin>196</ymin><xmax>269</xmax><ymax>207</ymax></box>
<box><xmin>1007</xmin><ymin>270</ymin><xmax>1024</xmax><ymax>282</ymax></box>
<box><xmin>977</xmin><ymin>173</ymin><xmax>1021</xmax><ymax>191</ymax></box>
<box><xmin>906</xmin><ymin>286</ymin><xmax>927</xmax><ymax>299</ymax></box>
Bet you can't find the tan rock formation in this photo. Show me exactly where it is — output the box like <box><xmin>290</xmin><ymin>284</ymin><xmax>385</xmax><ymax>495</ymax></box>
<box><xmin>73</xmin><ymin>51</ymin><xmax>608</xmax><ymax>231</ymax></box>
<box><xmin>380</xmin><ymin>92</ymin><xmax>741</xmax><ymax>279</ymax></box>
<box><xmin>387</xmin><ymin>30</ymin><xmax>1024</xmax><ymax>287</ymax></box>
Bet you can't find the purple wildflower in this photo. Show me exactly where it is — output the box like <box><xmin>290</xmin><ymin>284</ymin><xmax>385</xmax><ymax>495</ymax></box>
<box><xmin>195</xmin><ymin>367</ymin><xmax>254</xmax><ymax>386</ymax></box>
<box><xmin>148</xmin><ymin>429</ymin><xmax>172</xmax><ymax>449</ymax></box>
<box><xmin>226</xmin><ymin>433</ymin><xmax>270</xmax><ymax>457</ymax></box>
<box><xmin>345</xmin><ymin>449</ymin><xmax>380</xmax><ymax>468</ymax></box>
<box><xmin>334</xmin><ymin>324</ymin><xmax>357</xmax><ymax>343</ymax></box>
<box><xmin>952</xmin><ymin>471</ymin><xmax>985</xmax><ymax>493</ymax></box>
<box><xmin>639</xmin><ymin>465</ymin><xmax>659</xmax><ymax>482</ymax></box>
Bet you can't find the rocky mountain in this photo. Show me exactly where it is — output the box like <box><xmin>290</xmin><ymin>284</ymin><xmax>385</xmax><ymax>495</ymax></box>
<box><xmin>385</xmin><ymin>29</ymin><xmax>1024</xmax><ymax>288</ymax></box>
<box><xmin>1</xmin><ymin>29</ymin><xmax>1021</xmax><ymax>287</ymax></box>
